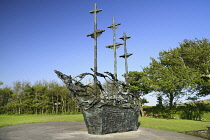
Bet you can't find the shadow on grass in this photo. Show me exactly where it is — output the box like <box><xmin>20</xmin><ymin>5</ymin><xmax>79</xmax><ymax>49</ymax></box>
<box><xmin>138</xmin><ymin>121</ymin><xmax>141</xmax><ymax>127</ymax></box>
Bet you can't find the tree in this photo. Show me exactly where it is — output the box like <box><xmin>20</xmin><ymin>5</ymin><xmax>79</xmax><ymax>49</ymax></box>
<box><xmin>32</xmin><ymin>81</ymin><xmax>49</xmax><ymax>114</ymax></box>
<box><xmin>144</xmin><ymin>38</ymin><xmax>210</xmax><ymax>109</ymax></box>
<box><xmin>145</xmin><ymin>58</ymin><xmax>199</xmax><ymax>109</ymax></box>
<box><xmin>21</xmin><ymin>82</ymin><xmax>34</xmax><ymax>114</ymax></box>
<box><xmin>0</xmin><ymin>80</ymin><xmax>83</xmax><ymax>114</ymax></box>
<box><xmin>178</xmin><ymin>38</ymin><xmax>210</xmax><ymax>96</ymax></box>
<box><xmin>158</xmin><ymin>38</ymin><xmax>210</xmax><ymax>97</ymax></box>
<box><xmin>139</xmin><ymin>98</ymin><xmax>148</xmax><ymax>117</ymax></box>
<box><xmin>127</xmin><ymin>71</ymin><xmax>152</xmax><ymax>116</ymax></box>
<box><xmin>156</xmin><ymin>96</ymin><xmax>164</xmax><ymax>111</ymax></box>
<box><xmin>0</xmin><ymin>81</ymin><xmax>3</xmax><ymax>86</ymax></box>
<box><xmin>0</xmin><ymin>87</ymin><xmax>12</xmax><ymax>114</ymax></box>
<box><xmin>12</xmin><ymin>81</ymin><xmax>23</xmax><ymax>114</ymax></box>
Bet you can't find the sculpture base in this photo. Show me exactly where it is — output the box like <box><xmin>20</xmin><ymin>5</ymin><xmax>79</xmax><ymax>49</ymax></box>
<box><xmin>82</xmin><ymin>104</ymin><xmax>139</xmax><ymax>135</ymax></box>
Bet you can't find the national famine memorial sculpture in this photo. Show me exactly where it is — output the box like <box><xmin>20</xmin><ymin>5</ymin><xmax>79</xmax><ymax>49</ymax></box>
<box><xmin>54</xmin><ymin>3</ymin><xmax>140</xmax><ymax>135</ymax></box>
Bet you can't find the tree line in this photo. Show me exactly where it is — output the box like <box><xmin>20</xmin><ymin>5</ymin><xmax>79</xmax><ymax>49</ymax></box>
<box><xmin>144</xmin><ymin>97</ymin><xmax>210</xmax><ymax>120</ymax></box>
<box><xmin>0</xmin><ymin>81</ymin><xmax>80</xmax><ymax>114</ymax></box>
<box><xmin>1</xmin><ymin>38</ymin><xmax>210</xmax><ymax>116</ymax></box>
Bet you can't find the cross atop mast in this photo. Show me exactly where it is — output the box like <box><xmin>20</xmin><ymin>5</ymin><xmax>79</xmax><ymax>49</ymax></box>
<box><xmin>87</xmin><ymin>3</ymin><xmax>105</xmax><ymax>96</ymax></box>
<box><xmin>119</xmin><ymin>32</ymin><xmax>133</xmax><ymax>87</ymax></box>
<box><xmin>106</xmin><ymin>17</ymin><xmax>122</xmax><ymax>80</ymax></box>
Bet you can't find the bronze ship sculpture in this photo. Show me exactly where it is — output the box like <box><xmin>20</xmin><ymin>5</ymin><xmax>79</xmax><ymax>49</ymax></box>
<box><xmin>54</xmin><ymin>3</ymin><xmax>140</xmax><ymax>135</ymax></box>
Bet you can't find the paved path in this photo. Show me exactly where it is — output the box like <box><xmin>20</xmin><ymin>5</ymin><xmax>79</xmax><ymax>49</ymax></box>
<box><xmin>0</xmin><ymin>122</ymin><xmax>205</xmax><ymax>140</ymax></box>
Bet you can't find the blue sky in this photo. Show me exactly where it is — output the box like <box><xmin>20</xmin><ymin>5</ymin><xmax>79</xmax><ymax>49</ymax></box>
<box><xmin>1</xmin><ymin>0</ymin><xmax>210</xmax><ymax>105</ymax></box>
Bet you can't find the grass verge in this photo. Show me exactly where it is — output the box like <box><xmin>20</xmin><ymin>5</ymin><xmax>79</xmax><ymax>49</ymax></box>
<box><xmin>139</xmin><ymin>117</ymin><xmax>210</xmax><ymax>132</ymax></box>
<box><xmin>0</xmin><ymin>114</ymin><xmax>84</xmax><ymax>127</ymax></box>
<box><xmin>0</xmin><ymin>114</ymin><xmax>209</xmax><ymax>132</ymax></box>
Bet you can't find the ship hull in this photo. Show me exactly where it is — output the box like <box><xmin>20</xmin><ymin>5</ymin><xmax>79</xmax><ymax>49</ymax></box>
<box><xmin>82</xmin><ymin>104</ymin><xmax>139</xmax><ymax>135</ymax></box>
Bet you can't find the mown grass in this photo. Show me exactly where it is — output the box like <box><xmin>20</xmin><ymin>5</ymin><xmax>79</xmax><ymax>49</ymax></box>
<box><xmin>0</xmin><ymin>114</ymin><xmax>209</xmax><ymax>132</ymax></box>
<box><xmin>139</xmin><ymin>117</ymin><xmax>210</xmax><ymax>132</ymax></box>
<box><xmin>203</xmin><ymin>112</ymin><xmax>210</xmax><ymax>120</ymax></box>
<box><xmin>0</xmin><ymin>114</ymin><xmax>84</xmax><ymax>127</ymax></box>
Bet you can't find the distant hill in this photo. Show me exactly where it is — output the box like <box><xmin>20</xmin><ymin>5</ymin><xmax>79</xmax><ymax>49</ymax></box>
<box><xmin>180</xmin><ymin>99</ymin><xmax>210</xmax><ymax>105</ymax></box>
<box><xmin>143</xmin><ymin>99</ymin><xmax>210</xmax><ymax>107</ymax></box>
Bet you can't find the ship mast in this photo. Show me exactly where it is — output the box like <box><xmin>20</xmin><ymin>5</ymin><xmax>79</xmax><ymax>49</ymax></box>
<box><xmin>119</xmin><ymin>32</ymin><xmax>133</xmax><ymax>94</ymax></box>
<box><xmin>106</xmin><ymin>17</ymin><xmax>123</xmax><ymax>101</ymax></box>
<box><xmin>87</xmin><ymin>3</ymin><xmax>105</xmax><ymax>96</ymax></box>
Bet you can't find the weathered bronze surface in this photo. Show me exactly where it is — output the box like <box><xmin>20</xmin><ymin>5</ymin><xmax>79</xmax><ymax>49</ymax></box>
<box><xmin>87</xmin><ymin>3</ymin><xmax>105</xmax><ymax>96</ymax></box>
<box><xmin>54</xmin><ymin>3</ymin><xmax>139</xmax><ymax>135</ymax></box>
<box><xmin>119</xmin><ymin>32</ymin><xmax>133</xmax><ymax>85</ymax></box>
<box><xmin>54</xmin><ymin>70</ymin><xmax>140</xmax><ymax>135</ymax></box>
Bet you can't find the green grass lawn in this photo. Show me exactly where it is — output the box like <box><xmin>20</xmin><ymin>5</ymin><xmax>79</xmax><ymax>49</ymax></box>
<box><xmin>0</xmin><ymin>114</ymin><xmax>84</xmax><ymax>127</ymax></box>
<box><xmin>0</xmin><ymin>114</ymin><xmax>209</xmax><ymax>132</ymax></box>
<box><xmin>139</xmin><ymin>117</ymin><xmax>210</xmax><ymax>132</ymax></box>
